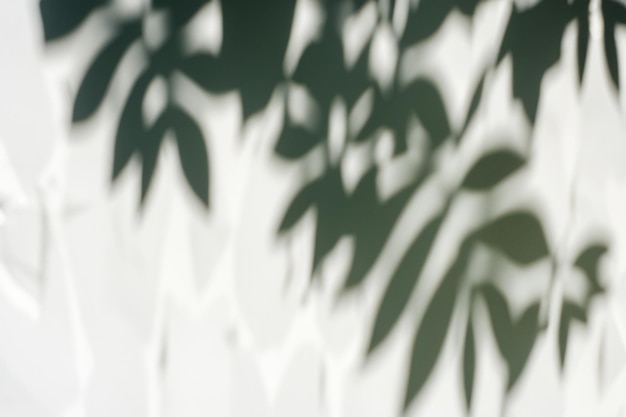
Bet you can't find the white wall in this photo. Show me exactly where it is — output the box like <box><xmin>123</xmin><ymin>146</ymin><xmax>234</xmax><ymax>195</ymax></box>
<box><xmin>1</xmin><ymin>0</ymin><xmax>626</xmax><ymax>416</ymax></box>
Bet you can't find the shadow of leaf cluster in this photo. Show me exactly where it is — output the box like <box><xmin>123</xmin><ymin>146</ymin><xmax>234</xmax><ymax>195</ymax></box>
<box><xmin>273</xmin><ymin>0</ymin><xmax>614</xmax><ymax>412</ymax></box>
<box><xmin>39</xmin><ymin>0</ymin><xmax>617</xmax><ymax>413</ymax></box>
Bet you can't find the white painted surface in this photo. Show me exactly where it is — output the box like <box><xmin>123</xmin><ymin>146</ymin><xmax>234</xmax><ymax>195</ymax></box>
<box><xmin>0</xmin><ymin>1</ymin><xmax>625</xmax><ymax>416</ymax></box>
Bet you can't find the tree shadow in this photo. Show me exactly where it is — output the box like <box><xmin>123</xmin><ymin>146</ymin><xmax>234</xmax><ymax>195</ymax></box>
<box><xmin>39</xmin><ymin>0</ymin><xmax>620</xmax><ymax>413</ymax></box>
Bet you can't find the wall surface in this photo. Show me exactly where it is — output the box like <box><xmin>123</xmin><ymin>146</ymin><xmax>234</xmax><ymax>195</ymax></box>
<box><xmin>2</xmin><ymin>0</ymin><xmax>626</xmax><ymax>416</ymax></box>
